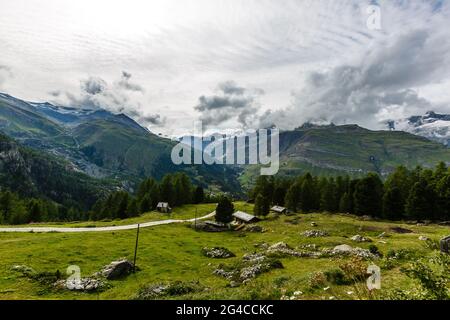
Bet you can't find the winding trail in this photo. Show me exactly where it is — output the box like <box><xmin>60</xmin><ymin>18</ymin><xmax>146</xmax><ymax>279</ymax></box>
<box><xmin>0</xmin><ymin>212</ymin><xmax>215</xmax><ymax>233</ymax></box>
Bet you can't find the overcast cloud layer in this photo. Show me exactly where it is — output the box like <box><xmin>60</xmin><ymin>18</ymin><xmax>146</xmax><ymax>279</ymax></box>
<box><xmin>0</xmin><ymin>0</ymin><xmax>449</xmax><ymax>135</ymax></box>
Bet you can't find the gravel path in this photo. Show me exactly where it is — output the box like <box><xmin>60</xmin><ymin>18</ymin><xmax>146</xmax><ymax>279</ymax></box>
<box><xmin>0</xmin><ymin>212</ymin><xmax>215</xmax><ymax>233</ymax></box>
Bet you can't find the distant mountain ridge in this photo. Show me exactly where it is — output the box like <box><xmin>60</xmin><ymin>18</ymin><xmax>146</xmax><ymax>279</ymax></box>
<box><xmin>0</xmin><ymin>92</ymin><xmax>241</xmax><ymax>194</ymax></box>
<box><xmin>388</xmin><ymin>111</ymin><xmax>450</xmax><ymax>147</ymax></box>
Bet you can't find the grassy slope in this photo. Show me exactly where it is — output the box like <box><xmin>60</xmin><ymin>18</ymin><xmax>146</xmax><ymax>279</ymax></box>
<box><xmin>239</xmin><ymin>126</ymin><xmax>450</xmax><ymax>190</ymax></box>
<box><xmin>0</xmin><ymin>202</ymin><xmax>448</xmax><ymax>300</ymax></box>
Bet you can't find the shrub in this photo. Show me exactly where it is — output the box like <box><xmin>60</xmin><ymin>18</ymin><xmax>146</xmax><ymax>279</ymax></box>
<box><xmin>308</xmin><ymin>272</ymin><xmax>327</xmax><ymax>289</ymax></box>
<box><xmin>325</xmin><ymin>269</ymin><xmax>348</xmax><ymax>285</ymax></box>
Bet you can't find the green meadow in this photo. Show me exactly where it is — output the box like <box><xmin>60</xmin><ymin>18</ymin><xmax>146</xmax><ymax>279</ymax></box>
<box><xmin>0</xmin><ymin>202</ymin><xmax>448</xmax><ymax>300</ymax></box>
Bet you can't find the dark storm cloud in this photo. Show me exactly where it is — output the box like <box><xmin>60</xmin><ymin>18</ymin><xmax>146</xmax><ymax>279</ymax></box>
<box><xmin>259</xmin><ymin>29</ymin><xmax>450</xmax><ymax>129</ymax></box>
<box><xmin>195</xmin><ymin>81</ymin><xmax>264</xmax><ymax>128</ymax></box>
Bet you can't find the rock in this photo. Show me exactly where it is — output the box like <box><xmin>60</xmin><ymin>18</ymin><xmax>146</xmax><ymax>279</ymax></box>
<box><xmin>299</xmin><ymin>244</ymin><xmax>318</xmax><ymax>251</ymax></box>
<box><xmin>327</xmin><ymin>244</ymin><xmax>376</xmax><ymax>260</ymax></box>
<box><xmin>239</xmin><ymin>261</ymin><xmax>283</xmax><ymax>282</ymax></box>
<box><xmin>11</xmin><ymin>265</ymin><xmax>35</xmax><ymax>276</ymax></box>
<box><xmin>302</xmin><ymin>230</ymin><xmax>329</xmax><ymax>238</ymax></box>
<box><xmin>267</xmin><ymin>242</ymin><xmax>320</xmax><ymax>258</ymax></box>
<box><xmin>242</xmin><ymin>253</ymin><xmax>267</xmax><ymax>263</ymax></box>
<box><xmin>55</xmin><ymin>278</ymin><xmax>104</xmax><ymax>292</ymax></box>
<box><xmin>213</xmin><ymin>268</ymin><xmax>238</xmax><ymax>279</ymax></box>
<box><xmin>351</xmin><ymin>235</ymin><xmax>372</xmax><ymax>243</ymax></box>
<box><xmin>333</xmin><ymin>244</ymin><xmax>353</xmax><ymax>253</ymax></box>
<box><xmin>101</xmin><ymin>259</ymin><xmax>134</xmax><ymax>280</ymax></box>
<box><xmin>254</xmin><ymin>242</ymin><xmax>270</xmax><ymax>250</ymax></box>
<box><xmin>202</xmin><ymin>247</ymin><xmax>235</xmax><ymax>259</ymax></box>
<box><xmin>310</xmin><ymin>222</ymin><xmax>318</xmax><ymax>227</ymax></box>
<box><xmin>269</xmin><ymin>242</ymin><xmax>292</xmax><ymax>251</ymax></box>
<box><xmin>244</xmin><ymin>225</ymin><xmax>265</xmax><ymax>233</ymax></box>
<box><xmin>192</xmin><ymin>221</ymin><xmax>228</xmax><ymax>232</ymax></box>
<box><xmin>419</xmin><ymin>236</ymin><xmax>429</xmax><ymax>241</ymax></box>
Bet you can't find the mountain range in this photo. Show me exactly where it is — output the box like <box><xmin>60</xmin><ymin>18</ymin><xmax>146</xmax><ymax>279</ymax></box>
<box><xmin>388</xmin><ymin>111</ymin><xmax>450</xmax><ymax>147</ymax></box>
<box><xmin>1</xmin><ymin>92</ymin><xmax>450</xmax><ymax>202</ymax></box>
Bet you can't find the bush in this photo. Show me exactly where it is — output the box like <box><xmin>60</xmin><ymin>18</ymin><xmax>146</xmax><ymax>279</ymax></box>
<box><xmin>338</xmin><ymin>257</ymin><xmax>367</xmax><ymax>282</ymax></box>
<box><xmin>215</xmin><ymin>196</ymin><xmax>234</xmax><ymax>224</ymax></box>
<box><xmin>308</xmin><ymin>272</ymin><xmax>327</xmax><ymax>289</ymax></box>
<box><xmin>325</xmin><ymin>269</ymin><xmax>348</xmax><ymax>285</ymax></box>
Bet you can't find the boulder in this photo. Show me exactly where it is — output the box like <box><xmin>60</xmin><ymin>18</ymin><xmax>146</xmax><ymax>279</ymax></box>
<box><xmin>202</xmin><ymin>247</ymin><xmax>235</xmax><ymax>259</ymax></box>
<box><xmin>55</xmin><ymin>278</ymin><xmax>104</xmax><ymax>292</ymax></box>
<box><xmin>101</xmin><ymin>259</ymin><xmax>134</xmax><ymax>280</ymax></box>
<box><xmin>333</xmin><ymin>244</ymin><xmax>353</xmax><ymax>253</ymax></box>
<box><xmin>419</xmin><ymin>236</ymin><xmax>429</xmax><ymax>241</ymax></box>
<box><xmin>329</xmin><ymin>244</ymin><xmax>376</xmax><ymax>260</ymax></box>
<box><xmin>351</xmin><ymin>235</ymin><xmax>372</xmax><ymax>243</ymax></box>
<box><xmin>302</xmin><ymin>230</ymin><xmax>329</xmax><ymax>238</ymax></box>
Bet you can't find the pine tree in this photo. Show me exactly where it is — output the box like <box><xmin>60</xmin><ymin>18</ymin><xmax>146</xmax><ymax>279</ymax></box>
<box><xmin>193</xmin><ymin>186</ymin><xmax>205</xmax><ymax>204</ymax></box>
<box><xmin>405</xmin><ymin>178</ymin><xmax>435</xmax><ymax>220</ymax></box>
<box><xmin>285</xmin><ymin>182</ymin><xmax>301</xmax><ymax>212</ymax></box>
<box><xmin>339</xmin><ymin>192</ymin><xmax>351</xmax><ymax>213</ymax></box>
<box><xmin>254</xmin><ymin>193</ymin><xmax>270</xmax><ymax>217</ymax></box>
<box><xmin>353</xmin><ymin>173</ymin><xmax>383</xmax><ymax>217</ymax></box>
<box><xmin>215</xmin><ymin>196</ymin><xmax>234</xmax><ymax>224</ymax></box>
<box><xmin>382</xmin><ymin>186</ymin><xmax>403</xmax><ymax>220</ymax></box>
<box><xmin>436</xmin><ymin>174</ymin><xmax>450</xmax><ymax>220</ymax></box>
<box><xmin>320</xmin><ymin>178</ymin><xmax>337</xmax><ymax>212</ymax></box>
<box><xmin>139</xmin><ymin>195</ymin><xmax>151</xmax><ymax>214</ymax></box>
<box><xmin>28</xmin><ymin>199</ymin><xmax>43</xmax><ymax>223</ymax></box>
<box><xmin>127</xmin><ymin>198</ymin><xmax>139</xmax><ymax>217</ymax></box>
<box><xmin>300</xmin><ymin>175</ymin><xmax>315</xmax><ymax>213</ymax></box>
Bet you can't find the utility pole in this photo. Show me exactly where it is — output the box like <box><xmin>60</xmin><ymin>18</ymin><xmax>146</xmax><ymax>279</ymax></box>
<box><xmin>133</xmin><ymin>224</ymin><xmax>140</xmax><ymax>273</ymax></box>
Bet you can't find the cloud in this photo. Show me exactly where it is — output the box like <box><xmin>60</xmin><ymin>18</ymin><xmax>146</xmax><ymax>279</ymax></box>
<box><xmin>195</xmin><ymin>81</ymin><xmax>264</xmax><ymax>128</ymax></box>
<box><xmin>259</xmin><ymin>28</ymin><xmax>450</xmax><ymax>130</ymax></box>
<box><xmin>0</xmin><ymin>65</ymin><xmax>12</xmax><ymax>89</ymax></box>
<box><xmin>139</xmin><ymin>114</ymin><xmax>166</xmax><ymax>126</ymax></box>
<box><xmin>117</xmin><ymin>71</ymin><xmax>144</xmax><ymax>92</ymax></box>
<box><xmin>51</xmin><ymin>71</ymin><xmax>145</xmax><ymax>117</ymax></box>
<box><xmin>81</xmin><ymin>77</ymin><xmax>107</xmax><ymax>95</ymax></box>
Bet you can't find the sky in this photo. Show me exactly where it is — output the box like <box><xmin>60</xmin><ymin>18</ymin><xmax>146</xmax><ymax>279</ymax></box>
<box><xmin>0</xmin><ymin>0</ymin><xmax>450</xmax><ymax>136</ymax></box>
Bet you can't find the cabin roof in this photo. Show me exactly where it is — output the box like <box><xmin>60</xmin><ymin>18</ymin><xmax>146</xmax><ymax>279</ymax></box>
<box><xmin>271</xmin><ymin>206</ymin><xmax>287</xmax><ymax>212</ymax></box>
<box><xmin>232</xmin><ymin>211</ymin><xmax>259</xmax><ymax>222</ymax></box>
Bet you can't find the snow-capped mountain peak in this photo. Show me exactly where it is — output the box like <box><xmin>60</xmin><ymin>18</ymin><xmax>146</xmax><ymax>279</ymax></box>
<box><xmin>389</xmin><ymin>111</ymin><xmax>450</xmax><ymax>147</ymax></box>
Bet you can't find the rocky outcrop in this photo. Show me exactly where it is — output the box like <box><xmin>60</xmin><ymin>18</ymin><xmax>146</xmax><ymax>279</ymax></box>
<box><xmin>99</xmin><ymin>259</ymin><xmax>134</xmax><ymax>280</ymax></box>
<box><xmin>302</xmin><ymin>230</ymin><xmax>329</xmax><ymax>238</ymax></box>
<box><xmin>351</xmin><ymin>235</ymin><xmax>372</xmax><ymax>243</ymax></box>
<box><xmin>202</xmin><ymin>247</ymin><xmax>235</xmax><ymax>259</ymax></box>
<box><xmin>55</xmin><ymin>278</ymin><xmax>105</xmax><ymax>292</ymax></box>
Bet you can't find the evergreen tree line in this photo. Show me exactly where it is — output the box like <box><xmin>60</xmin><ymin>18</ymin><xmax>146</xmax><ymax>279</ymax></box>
<box><xmin>89</xmin><ymin>172</ymin><xmax>209</xmax><ymax>221</ymax></box>
<box><xmin>0</xmin><ymin>190</ymin><xmax>83</xmax><ymax>225</ymax></box>
<box><xmin>250</xmin><ymin>162</ymin><xmax>450</xmax><ymax>221</ymax></box>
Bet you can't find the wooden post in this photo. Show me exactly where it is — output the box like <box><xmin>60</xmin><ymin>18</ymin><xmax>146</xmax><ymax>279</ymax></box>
<box><xmin>194</xmin><ymin>208</ymin><xmax>197</xmax><ymax>230</ymax></box>
<box><xmin>133</xmin><ymin>224</ymin><xmax>140</xmax><ymax>273</ymax></box>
